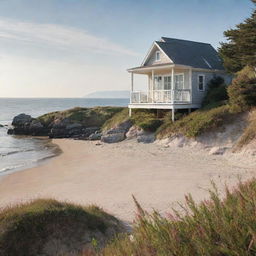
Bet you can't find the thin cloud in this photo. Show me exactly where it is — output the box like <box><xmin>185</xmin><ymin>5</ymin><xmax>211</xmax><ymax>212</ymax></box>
<box><xmin>0</xmin><ymin>18</ymin><xmax>138</xmax><ymax>56</ymax></box>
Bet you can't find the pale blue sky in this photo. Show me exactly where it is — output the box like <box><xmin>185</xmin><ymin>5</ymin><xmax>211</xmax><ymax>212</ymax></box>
<box><xmin>0</xmin><ymin>0</ymin><xmax>254</xmax><ymax>97</ymax></box>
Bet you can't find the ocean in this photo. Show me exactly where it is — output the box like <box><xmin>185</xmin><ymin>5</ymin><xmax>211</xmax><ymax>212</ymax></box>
<box><xmin>0</xmin><ymin>98</ymin><xmax>129</xmax><ymax>175</ymax></box>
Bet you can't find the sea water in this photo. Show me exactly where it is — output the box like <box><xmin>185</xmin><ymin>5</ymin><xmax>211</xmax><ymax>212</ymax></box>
<box><xmin>0</xmin><ymin>98</ymin><xmax>129</xmax><ymax>175</ymax></box>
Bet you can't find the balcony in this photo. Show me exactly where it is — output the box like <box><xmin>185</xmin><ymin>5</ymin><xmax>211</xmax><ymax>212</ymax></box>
<box><xmin>130</xmin><ymin>89</ymin><xmax>191</xmax><ymax>104</ymax></box>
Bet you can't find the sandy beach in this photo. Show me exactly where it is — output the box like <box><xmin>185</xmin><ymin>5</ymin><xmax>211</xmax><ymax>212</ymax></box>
<box><xmin>0</xmin><ymin>139</ymin><xmax>255</xmax><ymax>223</ymax></box>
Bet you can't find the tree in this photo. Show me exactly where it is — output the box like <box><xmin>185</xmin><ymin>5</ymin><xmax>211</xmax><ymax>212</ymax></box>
<box><xmin>219</xmin><ymin>0</ymin><xmax>256</xmax><ymax>73</ymax></box>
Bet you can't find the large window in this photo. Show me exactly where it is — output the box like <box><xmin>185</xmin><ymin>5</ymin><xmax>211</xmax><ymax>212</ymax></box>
<box><xmin>164</xmin><ymin>76</ymin><xmax>171</xmax><ymax>90</ymax></box>
<box><xmin>154</xmin><ymin>76</ymin><xmax>162</xmax><ymax>90</ymax></box>
<box><xmin>174</xmin><ymin>74</ymin><xmax>184</xmax><ymax>90</ymax></box>
<box><xmin>153</xmin><ymin>74</ymin><xmax>185</xmax><ymax>90</ymax></box>
<box><xmin>198</xmin><ymin>75</ymin><xmax>205</xmax><ymax>91</ymax></box>
<box><xmin>155</xmin><ymin>51</ymin><xmax>160</xmax><ymax>61</ymax></box>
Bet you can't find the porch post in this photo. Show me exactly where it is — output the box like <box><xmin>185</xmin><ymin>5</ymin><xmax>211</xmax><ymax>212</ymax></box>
<box><xmin>171</xmin><ymin>67</ymin><xmax>175</xmax><ymax>122</ymax></box>
<box><xmin>129</xmin><ymin>108</ymin><xmax>132</xmax><ymax>117</ymax></box>
<box><xmin>130</xmin><ymin>72</ymin><xmax>134</xmax><ymax>103</ymax></box>
<box><xmin>189</xmin><ymin>68</ymin><xmax>192</xmax><ymax>103</ymax></box>
<box><xmin>152</xmin><ymin>70</ymin><xmax>155</xmax><ymax>103</ymax></box>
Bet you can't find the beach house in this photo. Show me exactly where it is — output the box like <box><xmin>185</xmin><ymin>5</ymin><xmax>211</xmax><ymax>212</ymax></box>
<box><xmin>128</xmin><ymin>37</ymin><xmax>232</xmax><ymax>120</ymax></box>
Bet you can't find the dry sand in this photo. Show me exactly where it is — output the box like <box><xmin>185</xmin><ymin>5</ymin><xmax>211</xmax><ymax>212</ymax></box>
<box><xmin>0</xmin><ymin>139</ymin><xmax>255</xmax><ymax>223</ymax></box>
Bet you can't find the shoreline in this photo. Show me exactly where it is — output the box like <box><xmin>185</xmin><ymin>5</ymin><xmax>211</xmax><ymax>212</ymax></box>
<box><xmin>0</xmin><ymin>138</ymin><xmax>255</xmax><ymax>223</ymax></box>
<box><xmin>0</xmin><ymin>134</ymin><xmax>62</xmax><ymax>176</ymax></box>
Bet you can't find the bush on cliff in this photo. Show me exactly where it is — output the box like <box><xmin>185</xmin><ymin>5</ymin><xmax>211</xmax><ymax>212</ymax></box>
<box><xmin>0</xmin><ymin>199</ymin><xmax>122</xmax><ymax>256</ymax></box>
<box><xmin>102</xmin><ymin>179</ymin><xmax>256</xmax><ymax>256</ymax></box>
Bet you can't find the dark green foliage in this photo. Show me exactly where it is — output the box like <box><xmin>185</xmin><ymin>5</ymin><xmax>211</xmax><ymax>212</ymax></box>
<box><xmin>0</xmin><ymin>199</ymin><xmax>122</xmax><ymax>256</ymax></box>
<box><xmin>228</xmin><ymin>68</ymin><xmax>256</xmax><ymax>112</ymax></box>
<box><xmin>219</xmin><ymin>1</ymin><xmax>256</xmax><ymax>73</ymax></box>
<box><xmin>103</xmin><ymin>179</ymin><xmax>256</xmax><ymax>256</ymax></box>
<box><xmin>137</xmin><ymin>119</ymin><xmax>163</xmax><ymax>132</ymax></box>
<box><xmin>202</xmin><ymin>76</ymin><xmax>228</xmax><ymax>107</ymax></box>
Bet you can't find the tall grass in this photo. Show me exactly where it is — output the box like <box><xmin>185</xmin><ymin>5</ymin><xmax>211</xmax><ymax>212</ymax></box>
<box><xmin>102</xmin><ymin>179</ymin><xmax>256</xmax><ymax>256</ymax></box>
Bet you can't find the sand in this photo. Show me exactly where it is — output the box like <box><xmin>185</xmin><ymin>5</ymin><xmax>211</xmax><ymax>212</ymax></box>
<box><xmin>0</xmin><ymin>139</ymin><xmax>255</xmax><ymax>223</ymax></box>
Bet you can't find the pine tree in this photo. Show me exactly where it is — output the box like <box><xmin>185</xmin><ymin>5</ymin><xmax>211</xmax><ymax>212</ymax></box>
<box><xmin>219</xmin><ymin>0</ymin><xmax>256</xmax><ymax>73</ymax></box>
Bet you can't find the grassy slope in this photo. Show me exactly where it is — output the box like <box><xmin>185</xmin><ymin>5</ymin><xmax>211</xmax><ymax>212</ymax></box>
<box><xmin>102</xmin><ymin>179</ymin><xmax>256</xmax><ymax>256</ymax></box>
<box><xmin>102</xmin><ymin>109</ymin><xmax>163</xmax><ymax>132</ymax></box>
<box><xmin>157</xmin><ymin>104</ymin><xmax>234</xmax><ymax>138</ymax></box>
<box><xmin>235</xmin><ymin>109</ymin><xmax>256</xmax><ymax>149</ymax></box>
<box><xmin>38</xmin><ymin>106</ymin><xmax>124</xmax><ymax>128</ymax></box>
<box><xmin>0</xmin><ymin>199</ymin><xmax>122</xmax><ymax>256</ymax></box>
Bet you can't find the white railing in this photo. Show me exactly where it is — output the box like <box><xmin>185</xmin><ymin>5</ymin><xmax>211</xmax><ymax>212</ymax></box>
<box><xmin>131</xmin><ymin>90</ymin><xmax>191</xmax><ymax>104</ymax></box>
<box><xmin>131</xmin><ymin>91</ymin><xmax>148</xmax><ymax>103</ymax></box>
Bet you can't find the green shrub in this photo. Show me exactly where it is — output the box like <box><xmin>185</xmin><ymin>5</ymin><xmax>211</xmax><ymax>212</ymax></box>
<box><xmin>202</xmin><ymin>76</ymin><xmax>228</xmax><ymax>107</ymax></box>
<box><xmin>228</xmin><ymin>67</ymin><xmax>256</xmax><ymax>112</ymax></box>
<box><xmin>103</xmin><ymin>179</ymin><xmax>256</xmax><ymax>256</ymax></box>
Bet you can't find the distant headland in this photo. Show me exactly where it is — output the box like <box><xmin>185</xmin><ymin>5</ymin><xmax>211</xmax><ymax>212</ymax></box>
<box><xmin>84</xmin><ymin>90</ymin><xmax>130</xmax><ymax>99</ymax></box>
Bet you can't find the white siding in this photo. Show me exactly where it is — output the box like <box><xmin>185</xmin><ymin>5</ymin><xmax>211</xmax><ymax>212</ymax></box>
<box><xmin>144</xmin><ymin>46</ymin><xmax>171</xmax><ymax>66</ymax></box>
<box><xmin>191</xmin><ymin>71</ymin><xmax>233</xmax><ymax>105</ymax></box>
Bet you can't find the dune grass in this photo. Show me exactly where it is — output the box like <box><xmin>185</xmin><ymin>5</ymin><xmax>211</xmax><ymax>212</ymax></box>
<box><xmin>0</xmin><ymin>199</ymin><xmax>122</xmax><ymax>256</ymax></box>
<box><xmin>102</xmin><ymin>109</ymin><xmax>163</xmax><ymax>132</ymax></box>
<box><xmin>101</xmin><ymin>178</ymin><xmax>256</xmax><ymax>256</ymax></box>
<box><xmin>156</xmin><ymin>104</ymin><xmax>233</xmax><ymax>138</ymax></box>
<box><xmin>235</xmin><ymin>109</ymin><xmax>256</xmax><ymax>149</ymax></box>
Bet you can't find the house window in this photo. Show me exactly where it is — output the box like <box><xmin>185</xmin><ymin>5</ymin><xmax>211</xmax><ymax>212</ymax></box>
<box><xmin>198</xmin><ymin>75</ymin><xmax>205</xmax><ymax>91</ymax></box>
<box><xmin>164</xmin><ymin>76</ymin><xmax>171</xmax><ymax>90</ymax></box>
<box><xmin>155</xmin><ymin>51</ymin><xmax>160</xmax><ymax>61</ymax></box>
<box><xmin>174</xmin><ymin>74</ymin><xmax>184</xmax><ymax>90</ymax></box>
<box><xmin>154</xmin><ymin>76</ymin><xmax>162</xmax><ymax>90</ymax></box>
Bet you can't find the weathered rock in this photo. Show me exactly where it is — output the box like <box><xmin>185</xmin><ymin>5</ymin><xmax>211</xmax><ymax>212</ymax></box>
<box><xmin>209</xmin><ymin>147</ymin><xmax>227</xmax><ymax>155</ymax></box>
<box><xmin>137</xmin><ymin>130</ymin><xmax>155</xmax><ymax>143</ymax></box>
<box><xmin>101</xmin><ymin>133</ymin><xmax>125</xmax><ymax>143</ymax></box>
<box><xmin>89</xmin><ymin>132</ymin><xmax>102</xmax><ymax>141</ymax></box>
<box><xmin>126</xmin><ymin>126</ymin><xmax>141</xmax><ymax>139</ymax></box>
<box><xmin>0</xmin><ymin>124</ymin><xmax>3</xmax><ymax>128</ymax></box>
<box><xmin>101</xmin><ymin>120</ymin><xmax>132</xmax><ymax>143</ymax></box>
<box><xmin>12</xmin><ymin>114</ymin><xmax>32</xmax><ymax>127</ymax></box>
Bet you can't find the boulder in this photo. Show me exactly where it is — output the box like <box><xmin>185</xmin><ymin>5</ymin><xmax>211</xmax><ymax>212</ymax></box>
<box><xmin>126</xmin><ymin>126</ymin><xmax>141</xmax><ymax>139</ymax></box>
<box><xmin>0</xmin><ymin>124</ymin><xmax>3</xmax><ymax>128</ymax></box>
<box><xmin>101</xmin><ymin>120</ymin><xmax>132</xmax><ymax>144</ymax></box>
<box><xmin>137</xmin><ymin>130</ymin><xmax>155</xmax><ymax>143</ymax></box>
<box><xmin>101</xmin><ymin>133</ymin><xmax>125</xmax><ymax>143</ymax></box>
<box><xmin>209</xmin><ymin>147</ymin><xmax>227</xmax><ymax>155</ymax></box>
<box><xmin>89</xmin><ymin>132</ymin><xmax>102</xmax><ymax>141</ymax></box>
<box><xmin>12</xmin><ymin>114</ymin><xmax>32</xmax><ymax>127</ymax></box>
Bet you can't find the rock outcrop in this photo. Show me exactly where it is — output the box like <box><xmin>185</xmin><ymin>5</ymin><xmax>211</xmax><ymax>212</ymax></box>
<box><xmin>8</xmin><ymin>113</ymin><xmax>101</xmax><ymax>139</ymax></box>
<box><xmin>101</xmin><ymin>120</ymin><xmax>132</xmax><ymax>143</ymax></box>
<box><xmin>8</xmin><ymin>114</ymin><xmax>47</xmax><ymax>136</ymax></box>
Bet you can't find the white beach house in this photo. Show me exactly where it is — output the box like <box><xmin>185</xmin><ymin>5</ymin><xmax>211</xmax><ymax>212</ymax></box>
<box><xmin>128</xmin><ymin>37</ymin><xmax>232</xmax><ymax>121</ymax></box>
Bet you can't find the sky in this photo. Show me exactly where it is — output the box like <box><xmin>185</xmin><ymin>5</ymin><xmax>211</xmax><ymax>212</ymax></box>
<box><xmin>0</xmin><ymin>0</ymin><xmax>254</xmax><ymax>98</ymax></box>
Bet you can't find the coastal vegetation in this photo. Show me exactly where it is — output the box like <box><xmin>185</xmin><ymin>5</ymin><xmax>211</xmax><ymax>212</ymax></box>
<box><xmin>38</xmin><ymin>106</ymin><xmax>124</xmax><ymax>128</ymax></box>
<box><xmin>0</xmin><ymin>199</ymin><xmax>123</xmax><ymax>256</ymax></box>
<box><xmin>100</xmin><ymin>178</ymin><xmax>256</xmax><ymax>256</ymax></box>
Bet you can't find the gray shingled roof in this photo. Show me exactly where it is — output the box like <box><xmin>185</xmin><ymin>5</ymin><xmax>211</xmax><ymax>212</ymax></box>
<box><xmin>155</xmin><ymin>37</ymin><xmax>224</xmax><ymax>70</ymax></box>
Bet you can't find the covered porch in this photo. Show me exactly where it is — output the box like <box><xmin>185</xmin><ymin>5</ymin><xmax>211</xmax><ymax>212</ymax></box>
<box><xmin>128</xmin><ymin>64</ymin><xmax>193</xmax><ymax>121</ymax></box>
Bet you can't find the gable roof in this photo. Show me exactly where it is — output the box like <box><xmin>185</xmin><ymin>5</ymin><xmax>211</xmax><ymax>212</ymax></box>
<box><xmin>144</xmin><ymin>37</ymin><xmax>224</xmax><ymax>70</ymax></box>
